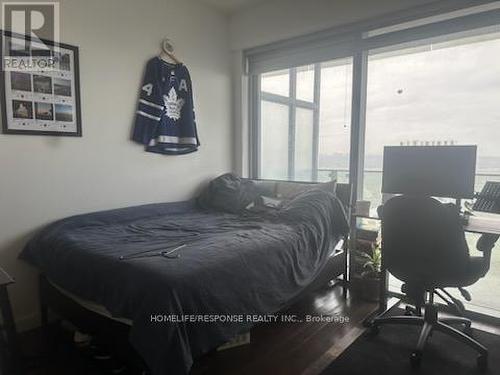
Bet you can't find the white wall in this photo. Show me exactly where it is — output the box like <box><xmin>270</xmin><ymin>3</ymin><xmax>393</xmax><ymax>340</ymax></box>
<box><xmin>229</xmin><ymin>0</ymin><xmax>440</xmax><ymax>175</ymax></box>
<box><xmin>0</xmin><ymin>0</ymin><xmax>232</xmax><ymax>330</ymax></box>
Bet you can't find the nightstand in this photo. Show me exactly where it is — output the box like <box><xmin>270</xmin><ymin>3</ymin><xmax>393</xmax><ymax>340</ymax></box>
<box><xmin>0</xmin><ymin>266</ymin><xmax>20</xmax><ymax>374</ymax></box>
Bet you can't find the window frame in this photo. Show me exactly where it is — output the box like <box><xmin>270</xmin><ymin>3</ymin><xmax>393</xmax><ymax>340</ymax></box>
<box><xmin>247</xmin><ymin>3</ymin><xmax>500</xmax><ymax>321</ymax></box>
<box><xmin>257</xmin><ymin>64</ymin><xmax>322</xmax><ymax>181</ymax></box>
<box><xmin>249</xmin><ymin>6</ymin><xmax>500</xmax><ymax>202</ymax></box>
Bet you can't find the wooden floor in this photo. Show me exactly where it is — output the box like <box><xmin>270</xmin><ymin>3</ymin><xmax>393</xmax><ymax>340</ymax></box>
<box><xmin>192</xmin><ymin>286</ymin><xmax>377</xmax><ymax>375</ymax></box>
<box><xmin>19</xmin><ymin>285</ymin><xmax>377</xmax><ymax>375</ymax></box>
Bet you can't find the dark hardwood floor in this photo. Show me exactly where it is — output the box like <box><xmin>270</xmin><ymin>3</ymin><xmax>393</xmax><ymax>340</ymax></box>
<box><xmin>192</xmin><ymin>286</ymin><xmax>377</xmax><ymax>375</ymax></box>
<box><xmin>19</xmin><ymin>285</ymin><xmax>377</xmax><ymax>375</ymax></box>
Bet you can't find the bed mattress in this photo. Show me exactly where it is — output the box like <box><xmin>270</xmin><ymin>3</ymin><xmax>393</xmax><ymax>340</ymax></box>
<box><xmin>48</xmin><ymin>279</ymin><xmax>133</xmax><ymax>325</ymax></box>
<box><xmin>20</xmin><ymin>190</ymin><xmax>348</xmax><ymax>375</ymax></box>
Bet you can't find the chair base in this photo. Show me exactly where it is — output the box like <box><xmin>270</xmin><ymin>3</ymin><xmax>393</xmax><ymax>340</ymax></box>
<box><xmin>370</xmin><ymin>303</ymin><xmax>488</xmax><ymax>372</ymax></box>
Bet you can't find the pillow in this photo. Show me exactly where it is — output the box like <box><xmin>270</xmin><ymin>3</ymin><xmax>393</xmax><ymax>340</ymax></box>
<box><xmin>276</xmin><ymin>180</ymin><xmax>337</xmax><ymax>200</ymax></box>
<box><xmin>197</xmin><ymin>173</ymin><xmax>258</xmax><ymax>213</ymax></box>
<box><xmin>255</xmin><ymin>195</ymin><xmax>283</xmax><ymax>209</ymax></box>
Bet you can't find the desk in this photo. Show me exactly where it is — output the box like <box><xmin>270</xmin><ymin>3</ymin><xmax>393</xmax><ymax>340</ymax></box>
<box><xmin>376</xmin><ymin>212</ymin><xmax>500</xmax><ymax>315</ymax></box>
<box><xmin>464</xmin><ymin>213</ymin><xmax>500</xmax><ymax>235</ymax></box>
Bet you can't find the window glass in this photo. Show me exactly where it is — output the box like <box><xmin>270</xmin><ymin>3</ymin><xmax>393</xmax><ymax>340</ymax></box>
<box><xmin>260</xmin><ymin>101</ymin><xmax>289</xmax><ymax>179</ymax></box>
<box><xmin>259</xmin><ymin>59</ymin><xmax>353</xmax><ymax>183</ymax></box>
<box><xmin>261</xmin><ymin>69</ymin><xmax>289</xmax><ymax>97</ymax></box>
<box><xmin>294</xmin><ymin>108</ymin><xmax>314</xmax><ymax>181</ymax></box>
<box><xmin>318</xmin><ymin>59</ymin><xmax>353</xmax><ymax>183</ymax></box>
<box><xmin>364</xmin><ymin>34</ymin><xmax>500</xmax><ymax>208</ymax></box>
<box><xmin>296</xmin><ymin>65</ymin><xmax>315</xmax><ymax>102</ymax></box>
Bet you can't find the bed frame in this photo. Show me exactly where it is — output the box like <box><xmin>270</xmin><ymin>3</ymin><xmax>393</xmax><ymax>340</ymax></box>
<box><xmin>39</xmin><ymin>179</ymin><xmax>352</xmax><ymax>372</ymax></box>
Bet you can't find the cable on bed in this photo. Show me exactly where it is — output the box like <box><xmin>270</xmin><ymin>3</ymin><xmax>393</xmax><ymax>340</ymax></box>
<box><xmin>119</xmin><ymin>243</ymin><xmax>186</xmax><ymax>260</ymax></box>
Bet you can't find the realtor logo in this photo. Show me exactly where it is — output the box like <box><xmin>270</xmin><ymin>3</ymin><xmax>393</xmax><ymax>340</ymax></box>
<box><xmin>2</xmin><ymin>2</ymin><xmax>60</xmax><ymax>71</ymax></box>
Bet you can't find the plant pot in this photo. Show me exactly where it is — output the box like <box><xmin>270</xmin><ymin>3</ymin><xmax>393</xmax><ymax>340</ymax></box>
<box><xmin>351</xmin><ymin>275</ymin><xmax>380</xmax><ymax>302</ymax></box>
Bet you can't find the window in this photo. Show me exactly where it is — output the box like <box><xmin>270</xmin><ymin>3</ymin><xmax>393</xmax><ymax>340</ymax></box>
<box><xmin>260</xmin><ymin>101</ymin><xmax>289</xmax><ymax>180</ymax></box>
<box><xmin>248</xmin><ymin>5</ymin><xmax>500</xmax><ymax>318</ymax></box>
<box><xmin>363</xmin><ymin>31</ymin><xmax>500</xmax><ymax>315</ymax></box>
<box><xmin>364</xmin><ymin>31</ymin><xmax>500</xmax><ymax>209</ymax></box>
<box><xmin>318</xmin><ymin>60</ymin><xmax>353</xmax><ymax>183</ymax></box>
<box><xmin>258</xmin><ymin>59</ymin><xmax>353</xmax><ymax>182</ymax></box>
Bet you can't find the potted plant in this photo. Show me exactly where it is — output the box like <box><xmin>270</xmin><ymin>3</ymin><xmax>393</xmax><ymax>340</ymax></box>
<box><xmin>352</xmin><ymin>245</ymin><xmax>382</xmax><ymax>302</ymax></box>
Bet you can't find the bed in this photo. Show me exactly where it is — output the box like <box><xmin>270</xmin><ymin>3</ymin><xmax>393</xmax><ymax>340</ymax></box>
<box><xmin>20</xmin><ymin>175</ymin><xmax>351</xmax><ymax>375</ymax></box>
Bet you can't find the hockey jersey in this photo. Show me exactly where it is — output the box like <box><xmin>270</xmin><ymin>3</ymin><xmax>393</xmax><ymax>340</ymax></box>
<box><xmin>132</xmin><ymin>57</ymin><xmax>199</xmax><ymax>154</ymax></box>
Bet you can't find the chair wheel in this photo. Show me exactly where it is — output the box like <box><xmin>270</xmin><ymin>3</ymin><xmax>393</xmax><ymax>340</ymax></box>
<box><xmin>477</xmin><ymin>354</ymin><xmax>488</xmax><ymax>372</ymax></box>
<box><xmin>410</xmin><ymin>351</ymin><xmax>422</xmax><ymax>368</ymax></box>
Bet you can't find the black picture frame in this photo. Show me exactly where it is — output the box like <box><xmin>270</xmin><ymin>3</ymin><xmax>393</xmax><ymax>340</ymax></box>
<box><xmin>0</xmin><ymin>30</ymin><xmax>82</xmax><ymax>137</ymax></box>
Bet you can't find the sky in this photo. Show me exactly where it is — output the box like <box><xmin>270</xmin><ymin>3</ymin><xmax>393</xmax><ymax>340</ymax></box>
<box><xmin>364</xmin><ymin>34</ymin><xmax>500</xmax><ymax>160</ymax></box>
<box><xmin>316</xmin><ymin>33</ymin><xmax>500</xmax><ymax>170</ymax></box>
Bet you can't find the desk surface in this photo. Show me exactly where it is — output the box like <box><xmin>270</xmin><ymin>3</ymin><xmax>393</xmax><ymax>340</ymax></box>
<box><xmin>465</xmin><ymin>213</ymin><xmax>500</xmax><ymax>235</ymax></box>
<box><xmin>354</xmin><ymin>212</ymin><xmax>500</xmax><ymax>235</ymax></box>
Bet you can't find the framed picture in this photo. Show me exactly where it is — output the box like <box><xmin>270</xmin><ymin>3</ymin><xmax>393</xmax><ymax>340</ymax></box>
<box><xmin>0</xmin><ymin>30</ymin><xmax>82</xmax><ymax>136</ymax></box>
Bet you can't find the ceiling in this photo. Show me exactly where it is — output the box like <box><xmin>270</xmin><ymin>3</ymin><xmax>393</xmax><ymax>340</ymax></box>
<box><xmin>196</xmin><ymin>0</ymin><xmax>268</xmax><ymax>13</ymax></box>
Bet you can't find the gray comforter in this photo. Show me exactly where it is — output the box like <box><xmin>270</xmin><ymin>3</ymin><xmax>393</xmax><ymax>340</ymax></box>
<box><xmin>20</xmin><ymin>188</ymin><xmax>348</xmax><ymax>374</ymax></box>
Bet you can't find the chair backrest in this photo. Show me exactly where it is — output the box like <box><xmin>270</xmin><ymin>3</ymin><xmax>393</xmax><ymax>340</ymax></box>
<box><xmin>380</xmin><ymin>195</ymin><xmax>470</xmax><ymax>286</ymax></box>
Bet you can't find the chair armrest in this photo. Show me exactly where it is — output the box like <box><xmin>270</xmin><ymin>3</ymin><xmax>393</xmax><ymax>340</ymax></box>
<box><xmin>476</xmin><ymin>233</ymin><xmax>499</xmax><ymax>253</ymax></box>
<box><xmin>476</xmin><ymin>234</ymin><xmax>498</xmax><ymax>275</ymax></box>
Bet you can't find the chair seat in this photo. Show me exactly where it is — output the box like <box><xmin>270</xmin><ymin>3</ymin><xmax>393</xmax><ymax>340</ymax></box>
<box><xmin>418</xmin><ymin>257</ymin><xmax>488</xmax><ymax>289</ymax></box>
<box><xmin>460</xmin><ymin>256</ymin><xmax>489</xmax><ymax>287</ymax></box>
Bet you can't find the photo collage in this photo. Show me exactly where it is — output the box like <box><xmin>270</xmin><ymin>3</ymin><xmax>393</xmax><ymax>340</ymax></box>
<box><xmin>6</xmin><ymin>45</ymin><xmax>76</xmax><ymax>133</ymax></box>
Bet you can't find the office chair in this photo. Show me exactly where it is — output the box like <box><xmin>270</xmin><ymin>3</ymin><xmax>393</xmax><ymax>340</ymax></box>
<box><xmin>369</xmin><ymin>195</ymin><xmax>496</xmax><ymax>371</ymax></box>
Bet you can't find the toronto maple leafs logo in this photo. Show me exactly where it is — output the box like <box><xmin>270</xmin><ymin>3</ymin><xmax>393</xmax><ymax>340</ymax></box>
<box><xmin>163</xmin><ymin>87</ymin><xmax>185</xmax><ymax>121</ymax></box>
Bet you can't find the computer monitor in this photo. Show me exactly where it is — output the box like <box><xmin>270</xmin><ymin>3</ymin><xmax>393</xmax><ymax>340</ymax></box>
<box><xmin>382</xmin><ymin>145</ymin><xmax>477</xmax><ymax>199</ymax></box>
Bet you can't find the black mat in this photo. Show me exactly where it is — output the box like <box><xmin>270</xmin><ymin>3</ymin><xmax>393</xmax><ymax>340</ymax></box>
<box><xmin>323</xmin><ymin>310</ymin><xmax>500</xmax><ymax>375</ymax></box>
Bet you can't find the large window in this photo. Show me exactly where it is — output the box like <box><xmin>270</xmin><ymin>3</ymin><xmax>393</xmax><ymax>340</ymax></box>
<box><xmin>249</xmin><ymin>4</ymin><xmax>500</xmax><ymax>317</ymax></box>
<box><xmin>364</xmin><ymin>32</ymin><xmax>500</xmax><ymax>209</ymax></box>
<box><xmin>363</xmin><ymin>31</ymin><xmax>500</xmax><ymax>315</ymax></box>
<box><xmin>259</xmin><ymin>59</ymin><xmax>352</xmax><ymax>182</ymax></box>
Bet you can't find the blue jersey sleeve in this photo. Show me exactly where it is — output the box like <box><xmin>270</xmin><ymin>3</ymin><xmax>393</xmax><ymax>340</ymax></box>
<box><xmin>132</xmin><ymin>60</ymin><xmax>164</xmax><ymax>145</ymax></box>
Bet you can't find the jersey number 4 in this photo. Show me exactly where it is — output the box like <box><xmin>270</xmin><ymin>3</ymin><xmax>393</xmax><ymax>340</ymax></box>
<box><xmin>142</xmin><ymin>83</ymin><xmax>153</xmax><ymax>96</ymax></box>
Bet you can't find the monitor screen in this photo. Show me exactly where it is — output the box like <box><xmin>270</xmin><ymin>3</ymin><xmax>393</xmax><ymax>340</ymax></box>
<box><xmin>382</xmin><ymin>145</ymin><xmax>477</xmax><ymax>199</ymax></box>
